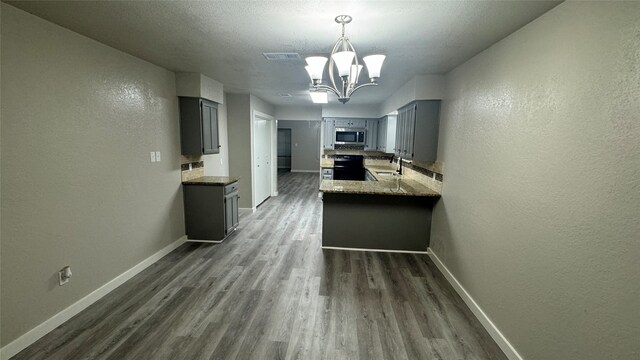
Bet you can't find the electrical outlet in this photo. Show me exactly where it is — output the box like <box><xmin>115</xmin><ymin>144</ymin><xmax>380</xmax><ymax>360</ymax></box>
<box><xmin>150</xmin><ymin>152</ymin><xmax>156</xmax><ymax>162</ymax></box>
<box><xmin>58</xmin><ymin>266</ymin><xmax>72</xmax><ymax>286</ymax></box>
<box><xmin>155</xmin><ymin>151</ymin><xmax>161</xmax><ymax>162</ymax></box>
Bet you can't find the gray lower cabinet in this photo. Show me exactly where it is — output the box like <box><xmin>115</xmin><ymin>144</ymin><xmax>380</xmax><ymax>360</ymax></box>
<box><xmin>321</xmin><ymin>168</ymin><xmax>333</xmax><ymax>180</ymax></box>
<box><xmin>179</xmin><ymin>97</ymin><xmax>220</xmax><ymax>155</ymax></box>
<box><xmin>322</xmin><ymin>193</ymin><xmax>437</xmax><ymax>251</ymax></box>
<box><xmin>224</xmin><ymin>183</ymin><xmax>239</xmax><ymax>235</ymax></box>
<box><xmin>183</xmin><ymin>182</ymin><xmax>239</xmax><ymax>241</ymax></box>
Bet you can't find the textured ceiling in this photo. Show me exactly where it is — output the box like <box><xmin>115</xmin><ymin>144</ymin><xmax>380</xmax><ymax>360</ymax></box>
<box><xmin>5</xmin><ymin>1</ymin><xmax>561</xmax><ymax>106</ymax></box>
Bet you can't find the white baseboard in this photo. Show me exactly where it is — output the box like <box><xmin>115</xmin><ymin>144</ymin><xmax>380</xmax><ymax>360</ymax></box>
<box><xmin>321</xmin><ymin>246</ymin><xmax>429</xmax><ymax>255</ymax></box>
<box><xmin>291</xmin><ymin>169</ymin><xmax>320</xmax><ymax>173</ymax></box>
<box><xmin>427</xmin><ymin>248</ymin><xmax>522</xmax><ymax>360</ymax></box>
<box><xmin>239</xmin><ymin>207</ymin><xmax>256</xmax><ymax>213</ymax></box>
<box><xmin>186</xmin><ymin>239</ymin><xmax>222</xmax><ymax>244</ymax></box>
<box><xmin>0</xmin><ymin>236</ymin><xmax>187</xmax><ymax>360</ymax></box>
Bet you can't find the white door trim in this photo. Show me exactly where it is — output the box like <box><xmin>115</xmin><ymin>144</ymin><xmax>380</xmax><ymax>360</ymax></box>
<box><xmin>252</xmin><ymin>110</ymin><xmax>276</xmax><ymax>208</ymax></box>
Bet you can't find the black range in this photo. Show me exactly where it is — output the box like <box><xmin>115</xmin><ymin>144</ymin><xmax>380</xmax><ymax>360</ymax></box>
<box><xmin>333</xmin><ymin>154</ymin><xmax>365</xmax><ymax>181</ymax></box>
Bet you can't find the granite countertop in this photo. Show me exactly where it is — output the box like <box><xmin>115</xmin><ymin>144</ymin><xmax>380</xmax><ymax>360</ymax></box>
<box><xmin>182</xmin><ymin>176</ymin><xmax>240</xmax><ymax>186</ymax></box>
<box><xmin>321</xmin><ymin>159</ymin><xmax>334</xmax><ymax>168</ymax></box>
<box><xmin>322</xmin><ymin>150</ymin><xmax>391</xmax><ymax>157</ymax></box>
<box><xmin>320</xmin><ymin>165</ymin><xmax>440</xmax><ymax>197</ymax></box>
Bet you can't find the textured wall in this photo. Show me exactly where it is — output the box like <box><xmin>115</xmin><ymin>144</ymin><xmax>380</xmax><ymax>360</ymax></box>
<box><xmin>227</xmin><ymin>94</ymin><xmax>276</xmax><ymax>208</ymax></box>
<box><xmin>321</xmin><ymin>104</ymin><xmax>381</xmax><ymax>119</ymax></box>
<box><xmin>226</xmin><ymin>94</ymin><xmax>252</xmax><ymax>208</ymax></box>
<box><xmin>1</xmin><ymin>4</ymin><xmax>185</xmax><ymax>346</ymax></box>
<box><xmin>277</xmin><ymin>120</ymin><xmax>321</xmax><ymax>172</ymax></box>
<box><xmin>431</xmin><ymin>2</ymin><xmax>640</xmax><ymax>359</ymax></box>
<box><xmin>380</xmin><ymin>74</ymin><xmax>445</xmax><ymax>116</ymax></box>
<box><xmin>274</xmin><ymin>105</ymin><xmax>322</xmax><ymax>121</ymax></box>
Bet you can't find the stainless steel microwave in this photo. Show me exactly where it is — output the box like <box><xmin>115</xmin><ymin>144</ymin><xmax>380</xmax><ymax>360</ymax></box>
<box><xmin>335</xmin><ymin>128</ymin><xmax>366</xmax><ymax>145</ymax></box>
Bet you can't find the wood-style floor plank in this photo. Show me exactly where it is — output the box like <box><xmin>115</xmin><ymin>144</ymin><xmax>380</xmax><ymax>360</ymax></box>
<box><xmin>11</xmin><ymin>171</ymin><xmax>507</xmax><ymax>360</ymax></box>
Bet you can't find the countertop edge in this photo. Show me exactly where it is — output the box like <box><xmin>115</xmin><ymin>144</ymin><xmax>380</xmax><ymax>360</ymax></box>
<box><xmin>182</xmin><ymin>176</ymin><xmax>240</xmax><ymax>186</ymax></box>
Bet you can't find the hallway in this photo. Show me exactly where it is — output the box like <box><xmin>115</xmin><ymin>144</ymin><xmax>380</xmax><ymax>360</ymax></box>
<box><xmin>13</xmin><ymin>172</ymin><xmax>505</xmax><ymax>360</ymax></box>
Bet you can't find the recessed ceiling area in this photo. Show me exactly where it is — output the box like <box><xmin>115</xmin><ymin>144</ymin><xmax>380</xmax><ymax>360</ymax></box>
<box><xmin>5</xmin><ymin>0</ymin><xmax>562</xmax><ymax>106</ymax></box>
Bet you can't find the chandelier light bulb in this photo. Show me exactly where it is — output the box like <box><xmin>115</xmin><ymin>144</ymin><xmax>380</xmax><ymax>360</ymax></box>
<box><xmin>331</xmin><ymin>51</ymin><xmax>356</xmax><ymax>77</ymax></box>
<box><xmin>305</xmin><ymin>56</ymin><xmax>328</xmax><ymax>81</ymax></box>
<box><xmin>363</xmin><ymin>55</ymin><xmax>386</xmax><ymax>79</ymax></box>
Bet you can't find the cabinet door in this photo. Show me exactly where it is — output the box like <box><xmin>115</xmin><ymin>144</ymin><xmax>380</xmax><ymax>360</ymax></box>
<box><xmin>385</xmin><ymin>115</ymin><xmax>397</xmax><ymax>154</ymax></box>
<box><xmin>396</xmin><ymin>104</ymin><xmax>416</xmax><ymax>158</ymax></box>
<box><xmin>395</xmin><ymin>111</ymin><xmax>405</xmax><ymax>156</ymax></box>
<box><xmin>377</xmin><ymin>117</ymin><xmax>387</xmax><ymax>151</ymax></box>
<box><xmin>180</xmin><ymin>97</ymin><xmax>219</xmax><ymax>155</ymax></box>
<box><xmin>365</xmin><ymin>119</ymin><xmax>377</xmax><ymax>150</ymax></box>
<box><xmin>405</xmin><ymin>104</ymin><xmax>416</xmax><ymax>159</ymax></box>
<box><xmin>412</xmin><ymin>101</ymin><xmax>441</xmax><ymax>162</ymax></box>
<box><xmin>323</xmin><ymin>119</ymin><xmax>334</xmax><ymax>149</ymax></box>
<box><xmin>224</xmin><ymin>193</ymin><xmax>239</xmax><ymax>235</ymax></box>
<box><xmin>334</xmin><ymin>119</ymin><xmax>350</xmax><ymax>128</ymax></box>
<box><xmin>201</xmin><ymin>100</ymin><xmax>220</xmax><ymax>154</ymax></box>
<box><xmin>224</xmin><ymin>196</ymin><xmax>232</xmax><ymax>234</ymax></box>
<box><xmin>232</xmin><ymin>194</ymin><xmax>239</xmax><ymax>228</ymax></box>
<box><xmin>350</xmin><ymin>119</ymin><xmax>366</xmax><ymax>128</ymax></box>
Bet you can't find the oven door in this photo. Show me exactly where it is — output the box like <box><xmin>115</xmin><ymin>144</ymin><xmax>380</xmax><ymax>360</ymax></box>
<box><xmin>333</xmin><ymin>166</ymin><xmax>366</xmax><ymax>181</ymax></box>
<box><xmin>335</xmin><ymin>128</ymin><xmax>366</xmax><ymax>145</ymax></box>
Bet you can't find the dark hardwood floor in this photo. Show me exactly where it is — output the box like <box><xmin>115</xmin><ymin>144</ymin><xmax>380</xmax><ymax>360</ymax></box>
<box><xmin>13</xmin><ymin>171</ymin><xmax>507</xmax><ymax>360</ymax></box>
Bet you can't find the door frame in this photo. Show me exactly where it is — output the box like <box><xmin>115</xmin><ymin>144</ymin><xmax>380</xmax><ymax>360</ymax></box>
<box><xmin>251</xmin><ymin>110</ymin><xmax>278</xmax><ymax>209</ymax></box>
<box><xmin>277</xmin><ymin>128</ymin><xmax>292</xmax><ymax>171</ymax></box>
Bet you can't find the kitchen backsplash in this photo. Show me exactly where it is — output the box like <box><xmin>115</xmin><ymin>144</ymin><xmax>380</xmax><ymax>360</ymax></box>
<box><xmin>180</xmin><ymin>155</ymin><xmax>204</xmax><ymax>181</ymax></box>
<box><xmin>365</xmin><ymin>158</ymin><xmax>443</xmax><ymax>192</ymax></box>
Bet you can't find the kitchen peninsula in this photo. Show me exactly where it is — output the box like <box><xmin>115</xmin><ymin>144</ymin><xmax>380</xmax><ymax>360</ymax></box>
<box><xmin>320</xmin><ymin>159</ymin><xmax>441</xmax><ymax>252</ymax></box>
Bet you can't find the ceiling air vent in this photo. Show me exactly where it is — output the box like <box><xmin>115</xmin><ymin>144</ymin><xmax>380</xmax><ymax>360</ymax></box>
<box><xmin>263</xmin><ymin>53</ymin><xmax>301</xmax><ymax>61</ymax></box>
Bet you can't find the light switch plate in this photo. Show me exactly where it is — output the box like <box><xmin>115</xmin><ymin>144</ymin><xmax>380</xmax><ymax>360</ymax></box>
<box><xmin>155</xmin><ymin>151</ymin><xmax>161</xmax><ymax>162</ymax></box>
<box><xmin>150</xmin><ymin>152</ymin><xmax>156</xmax><ymax>162</ymax></box>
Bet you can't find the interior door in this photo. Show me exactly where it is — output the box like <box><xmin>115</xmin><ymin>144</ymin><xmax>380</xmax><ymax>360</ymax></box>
<box><xmin>254</xmin><ymin>116</ymin><xmax>271</xmax><ymax>206</ymax></box>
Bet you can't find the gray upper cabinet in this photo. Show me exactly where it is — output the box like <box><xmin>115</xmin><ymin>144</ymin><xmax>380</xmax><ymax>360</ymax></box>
<box><xmin>365</xmin><ymin>118</ymin><xmax>378</xmax><ymax>150</ymax></box>
<box><xmin>322</xmin><ymin>118</ymin><xmax>335</xmax><ymax>150</ymax></box>
<box><xmin>377</xmin><ymin>116</ymin><xmax>387</xmax><ymax>151</ymax></box>
<box><xmin>334</xmin><ymin>118</ymin><xmax>366</xmax><ymax>128</ymax></box>
<box><xmin>179</xmin><ymin>97</ymin><xmax>220</xmax><ymax>155</ymax></box>
<box><xmin>377</xmin><ymin>115</ymin><xmax>397</xmax><ymax>153</ymax></box>
<box><xmin>394</xmin><ymin>100</ymin><xmax>440</xmax><ymax>161</ymax></box>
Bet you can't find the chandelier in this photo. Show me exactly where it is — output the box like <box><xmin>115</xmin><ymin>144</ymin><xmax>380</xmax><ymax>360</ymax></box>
<box><xmin>305</xmin><ymin>15</ymin><xmax>386</xmax><ymax>104</ymax></box>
